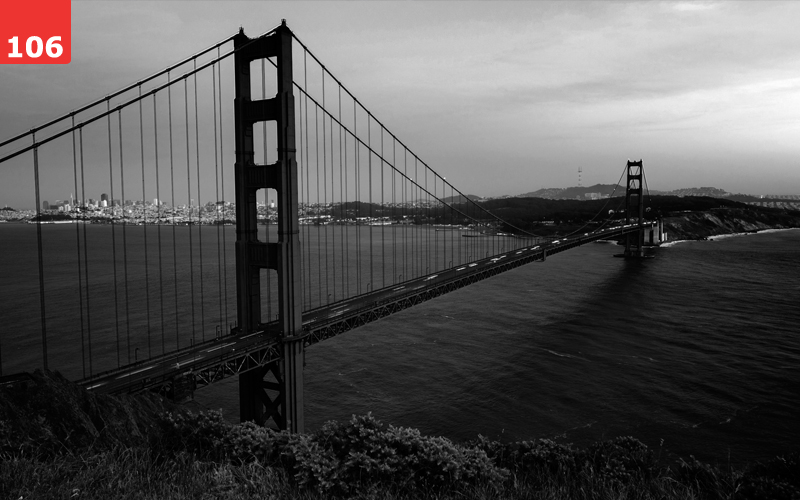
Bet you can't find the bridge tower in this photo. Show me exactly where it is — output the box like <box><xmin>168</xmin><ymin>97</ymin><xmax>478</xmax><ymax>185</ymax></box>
<box><xmin>233</xmin><ymin>21</ymin><xmax>305</xmax><ymax>432</ymax></box>
<box><xmin>623</xmin><ymin>159</ymin><xmax>646</xmax><ymax>258</ymax></box>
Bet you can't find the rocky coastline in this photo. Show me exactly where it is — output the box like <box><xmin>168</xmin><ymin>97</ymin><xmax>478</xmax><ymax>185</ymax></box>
<box><xmin>662</xmin><ymin>206</ymin><xmax>800</xmax><ymax>242</ymax></box>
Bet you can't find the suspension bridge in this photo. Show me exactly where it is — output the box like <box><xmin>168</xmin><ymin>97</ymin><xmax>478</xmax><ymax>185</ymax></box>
<box><xmin>0</xmin><ymin>21</ymin><xmax>661</xmax><ymax>432</ymax></box>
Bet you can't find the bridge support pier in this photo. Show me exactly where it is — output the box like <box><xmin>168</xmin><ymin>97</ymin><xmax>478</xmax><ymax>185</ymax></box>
<box><xmin>281</xmin><ymin>337</ymin><xmax>305</xmax><ymax>431</ymax></box>
<box><xmin>623</xmin><ymin>159</ymin><xmax>646</xmax><ymax>258</ymax></box>
<box><xmin>234</xmin><ymin>21</ymin><xmax>305</xmax><ymax>432</ymax></box>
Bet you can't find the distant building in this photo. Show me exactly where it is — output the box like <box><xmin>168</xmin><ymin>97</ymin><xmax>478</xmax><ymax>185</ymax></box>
<box><xmin>42</xmin><ymin>201</ymin><xmax>50</xmax><ymax>210</ymax></box>
<box><xmin>101</xmin><ymin>193</ymin><xmax>109</xmax><ymax>203</ymax></box>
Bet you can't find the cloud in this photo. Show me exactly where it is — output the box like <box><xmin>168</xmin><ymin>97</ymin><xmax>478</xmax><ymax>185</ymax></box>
<box><xmin>671</xmin><ymin>2</ymin><xmax>718</xmax><ymax>12</ymax></box>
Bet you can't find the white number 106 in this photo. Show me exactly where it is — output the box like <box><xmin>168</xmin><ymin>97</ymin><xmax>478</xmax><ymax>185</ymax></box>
<box><xmin>8</xmin><ymin>36</ymin><xmax>64</xmax><ymax>58</ymax></box>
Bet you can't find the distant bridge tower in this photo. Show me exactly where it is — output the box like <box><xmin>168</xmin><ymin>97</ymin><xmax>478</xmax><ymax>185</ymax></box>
<box><xmin>623</xmin><ymin>159</ymin><xmax>645</xmax><ymax>258</ymax></box>
<box><xmin>233</xmin><ymin>21</ymin><xmax>305</xmax><ymax>432</ymax></box>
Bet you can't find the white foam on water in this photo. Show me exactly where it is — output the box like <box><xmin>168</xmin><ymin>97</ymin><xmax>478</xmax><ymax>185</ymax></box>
<box><xmin>708</xmin><ymin>232</ymin><xmax>750</xmax><ymax>241</ymax></box>
<box><xmin>660</xmin><ymin>240</ymin><xmax>690</xmax><ymax>247</ymax></box>
<box><xmin>757</xmin><ymin>227</ymin><xmax>800</xmax><ymax>235</ymax></box>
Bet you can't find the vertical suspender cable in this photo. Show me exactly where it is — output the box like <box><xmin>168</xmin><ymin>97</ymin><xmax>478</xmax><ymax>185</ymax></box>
<box><xmin>139</xmin><ymin>85</ymin><xmax>152</xmax><ymax>359</ymax></box>
<box><xmin>391</xmin><ymin>139</ymin><xmax>395</xmax><ymax>283</ymax></box>
<box><xmin>381</xmin><ymin>129</ymin><xmax>385</xmax><ymax>287</ymax></box>
<box><xmin>403</xmin><ymin>149</ymin><xmax>407</xmax><ymax>281</ymax></box>
<box><xmin>367</xmin><ymin>114</ymin><xmax>372</xmax><ymax>291</ymax></box>
<box><xmin>72</xmin><ymin>117</ymin><xmax>87</xmax><ymax>377</ymax></box>
<box><xmin>297</xmin><ymin>56</ymin><xmax>304</xmax><ymax>310</ymax></box>
<box><xmin>261</xmin><ymin>58</ymin><xmax>271</xmax><ymax>321</ymax></box>
<box><xmin>218</xmin><ymin>50</ymin><xmax>230</xmax><ymax>331</ymax></box>
<box><xmin>434</xmin><ymin>174</ymin><xmax>438</xmax><ymax>270</ymax></box>
<box><xmin>79</xmin><ymin>128</ymin><xmax>93</xmax><ymax>375</ymax></box>
<box><xmin>32</xmin><ymin>133</ymin><xmax>48</xmax><ymax>371</ymax></box>
<box><xmin>118</xmin><ymin>110</ymin><xmax>132</xmax><ymax>365</ymax></box>
<box><xmin>212</xmin><ymin>61</ymin><xmax>223</xmax><ymax>334</ymax></box>
<box><xmin>338</xmin><ymin>86</ymin><xmax>345</xmax><ymax>299</ymax></box>
<box><xmin>453</xmin><ymin>184</ymin><xmax>456</xmax><ymax>266</ymax></box>
<box><xmin>341</xmin><ymin>87</ymin><xmax>348</xmax><ymax>298</ymax></box>
<box><xmin>411</xmin><ymin>155</ymin><xmax>422</xmax><ymax>277</ymax></box>
<box><xmin>354</xmin><ymin>100</ymin><xmax>360</xmax><ymax>294</ymax></box>
<box><xmin>425</xmin><ymin>168</ymin><xmax>429</xmax><ymax>274</ymax></box>
<box><xmin>442</xmin><ymin>177</ymin><xmax>446</xmax><ymax>270</ymax></box>
<box><xmin>154</xmin><ymin>94</ymin><xmax>166</xmax><ymax>355</ymax></box>
<box><xmin>185</xmin><ymin>78</ymin><xmax>196</xmax><ymax>345</ymax></box>
<box><xmin>107</xmin><ymin>101</ymin><xmax>121</xmax><ymax>368</ymax></box>
<box><xmin>304</xmin><ymin>50</ymin><xmax>312</xmax><ymax>307</ymax></box>
<box><xmin>322</xmin><ymin>71</ymin><xmax>329</xmax><ymax>304</ymax></box>
<box><xmin>315</xmin><ymin>93</ymin><xmax>321</xmax><ymax>306</ymax></box>
<box><xmin>194</xmin><ymin>60</ymin><xmax>206</xmax><ymax>342</ymax></box>
<box><xmin>167</xmin><ymin>73</ymin><xmax>180</xmax><ymax>349</ymax></box>
<box><xmin>329</xmin><ymin>81</ymin><xmax>336</xmax><ymax>303</ymax></box>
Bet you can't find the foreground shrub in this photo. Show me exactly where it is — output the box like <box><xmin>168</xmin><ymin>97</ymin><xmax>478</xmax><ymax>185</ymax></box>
<box><xmin>157</xmin><ymin>408</ymin><xmax>230</xmax><ymax>458</ymax></box>
<box><xmin>158</xmin><ymin>411</ymin><xmax>507</xmax><ymax>496</ymax></box>
<box><xmin>470</xmin><ymin>435</ymin><xmax>579</xmax><ymax>483</ymax></box>
<box><xmin>308</xmin><ymin>414</ymin><xmax>507</xmax><ymax>494</ymax></box>
<box><xmin>739</xmin><ymin>453</ymin><xmax>800</xmax><ymax>500</ymax></box>
<box><xmin>581</xmin><ymin>436</ymin><xmax>657</xmax><ymax>484</ymax></box>
<box><xmin>676</xmin><ymin>455</ymin><xmax>739</xmax><ymax>500</ymax></box>
<box><xmin>0</xmin><ymin>370</ymin><xmax>170</xmax><ymax>457</ymax></box>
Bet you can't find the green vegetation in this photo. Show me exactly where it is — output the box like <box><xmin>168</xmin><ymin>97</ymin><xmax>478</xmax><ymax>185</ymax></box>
<box><xmin>2</xmin><ymin>371</ymin><xmax>798</xmax><ymax>499</ymax></box>
<box><xmin>662</xmin><ymin>206</ymin><xmax>800</xmax><ymax>241</ymax></box>
<box><xmin>448</xmin><ymin>195</ymin><xmax>799</xmax><ymax>238</ymax></box>
<box><xmin>29</xmin><ymin>212</ymin><xmax>74</xmax><ymax>222</ymax></box>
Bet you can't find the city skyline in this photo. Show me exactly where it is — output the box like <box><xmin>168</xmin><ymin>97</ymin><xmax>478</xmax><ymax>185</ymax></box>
<box><xmin>2</xmin><ymin>1</ymin><xmax>800</xmax><ymax>210</ymax></box>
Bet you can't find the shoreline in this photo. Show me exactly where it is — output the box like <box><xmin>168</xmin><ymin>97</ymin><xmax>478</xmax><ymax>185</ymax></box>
<box><xmin>660</xmin><ymin>226</ymin><xmax>800</xmax><ymax>247</ymax></box>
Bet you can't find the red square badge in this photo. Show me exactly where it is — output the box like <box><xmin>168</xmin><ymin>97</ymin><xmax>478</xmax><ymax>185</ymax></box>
<box><xmin>0</xmin><ymin>0</ymin><xmax>71</xmax><ymax>64</ymax></box>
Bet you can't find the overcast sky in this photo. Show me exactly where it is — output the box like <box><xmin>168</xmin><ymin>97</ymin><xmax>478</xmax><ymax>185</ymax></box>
<box><xmin>1</xmin><ymin>1</ymin><xmax>799</xmax><ymax>209</ymax></box>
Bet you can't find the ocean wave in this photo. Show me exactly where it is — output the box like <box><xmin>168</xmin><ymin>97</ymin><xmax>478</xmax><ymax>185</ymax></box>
<box><xmin>660</xmin><ymin>240</ymin><xmax>690</xmax><ymax>247</ymax></box>
<box><xmin>757</xmin><ymin>227</ymin><xmax>800</xmax><ymax>235</ymax></box>
<box><xmin>708</xmin><ymin>233</ymin><xmax>750</xmax><ymax>241</ymax></box>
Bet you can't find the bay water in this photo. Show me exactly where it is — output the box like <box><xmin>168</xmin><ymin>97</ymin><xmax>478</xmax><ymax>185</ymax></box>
<box><xmin>1</xmin><ymin>223</ymin><xmax>797</xmax><ymax>466</ymax></box>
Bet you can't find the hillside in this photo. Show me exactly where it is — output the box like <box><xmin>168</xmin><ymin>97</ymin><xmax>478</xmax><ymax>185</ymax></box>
<box><xmin>2</xmin><ymin>370</ymin><xmax>798</xmax><ymax>499</ymax></box>
<box><xmin>514</xmin><ymin>184</ymin><xmax>800</xmax><ymax>203</ymax></box>
<box><xmin>517</xmin><ymin>184</ymin><xmax>620</xmax><ymax>200</ymax></box>
<box><xmin>662</xmin><ymin>207</ymin><xmax>800</xmax><ymax>241</ymax></box>
<box><xmin>450</xmin><ymin>195</ymin><xmax>800</xmax><ymax>238</ymax></box>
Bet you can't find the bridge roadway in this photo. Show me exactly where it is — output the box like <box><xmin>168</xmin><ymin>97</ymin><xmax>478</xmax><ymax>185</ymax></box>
<box><xmin>80</xmin><ymin>222</ymin><xmax>655</xmax><ymax>396</ymax></box>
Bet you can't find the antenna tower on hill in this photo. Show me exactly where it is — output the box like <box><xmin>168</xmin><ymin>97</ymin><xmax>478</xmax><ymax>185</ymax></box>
<box><xmin>578</xmin><ymin>165</ymin><xmax>583</xmax><ymax>187</ymax></box>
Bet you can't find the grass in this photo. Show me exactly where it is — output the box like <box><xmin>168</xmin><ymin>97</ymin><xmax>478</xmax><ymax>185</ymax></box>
<box><xmin>0</xmin><ymin>446</ymin><xmax>756</xmax><ymax>500</ymax></box>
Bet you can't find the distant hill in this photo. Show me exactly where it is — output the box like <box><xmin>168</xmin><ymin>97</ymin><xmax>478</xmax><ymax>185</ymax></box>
<box><xmin>442</xmin><ymin>194</ymin><xmax>481</xmax><ymax>204</ymax></box>
<box><xmin>514</xmin><ymin>185</ymin><xmax>743</xmax><ymax>201</ymax></box>
<box><xmin>660</xmin><ymin>187</ymin><xmax>729</xmax><ymax>197</ymax></box>
<box><xmin>516</xmin><ymin>184</ymin><xmax>622</xmax><ymax>200</ymax></box>
<box><xmin>467</xmin><ymin>195</ymin><xmax>774</xmax><ymax>235</ymax></box>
